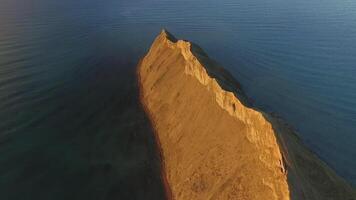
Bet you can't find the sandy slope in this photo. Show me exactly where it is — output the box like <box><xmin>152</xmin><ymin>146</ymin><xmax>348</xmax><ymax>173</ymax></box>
<box><xmin>138</xmin><ymin>30</ymin><xmax>356</xmax><ymax>200</ymax></box>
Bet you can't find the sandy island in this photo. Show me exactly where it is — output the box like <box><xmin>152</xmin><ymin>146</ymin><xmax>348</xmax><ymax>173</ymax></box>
<box><xmin>138</xmin><ymin>30</ymin><xmax>356</xmax><ymax>200</ymax></box>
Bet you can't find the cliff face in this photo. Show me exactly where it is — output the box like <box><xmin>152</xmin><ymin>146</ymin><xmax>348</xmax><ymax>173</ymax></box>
<box><xmin>138</xmin><ymin>30</ymin><xmax>356</xmax><ymax>200</ymax></box>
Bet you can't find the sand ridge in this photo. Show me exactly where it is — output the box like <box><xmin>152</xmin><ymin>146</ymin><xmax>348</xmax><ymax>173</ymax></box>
<box><xmin>138</xmin><ymin>30</ymin><xmax>356</xmax><ymax>200</ymax></box>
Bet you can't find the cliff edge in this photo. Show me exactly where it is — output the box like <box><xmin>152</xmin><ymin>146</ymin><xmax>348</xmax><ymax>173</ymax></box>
<box><xmin>138</xmin><ymin>30</ymin><xmax>356</xmax><ymax>200</ymax></box>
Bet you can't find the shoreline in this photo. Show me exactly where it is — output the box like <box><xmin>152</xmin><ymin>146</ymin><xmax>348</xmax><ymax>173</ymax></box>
<box><xmin>136</xmin><ymin>59</ymin><xmax>173</xmax><ymax>200</ymax></box>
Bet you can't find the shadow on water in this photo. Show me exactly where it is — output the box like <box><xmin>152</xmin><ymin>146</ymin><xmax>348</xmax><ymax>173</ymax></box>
<box><xmin>0</xmin><ymin>55</ymin><xmax>166</xmax><ymax>200</ymax></box>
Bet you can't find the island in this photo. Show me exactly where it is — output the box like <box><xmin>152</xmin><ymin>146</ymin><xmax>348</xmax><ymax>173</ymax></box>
<box><xmin>137</xmin><ymin>30</ymin><xmax>356</xmax><ymax>200</ymax></box>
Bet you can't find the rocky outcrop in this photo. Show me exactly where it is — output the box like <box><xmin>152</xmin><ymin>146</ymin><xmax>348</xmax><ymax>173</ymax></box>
<box><xmin>138</xmin><ymin>30</ymin><xmax>356</xmax><ymax>200</ymax></box>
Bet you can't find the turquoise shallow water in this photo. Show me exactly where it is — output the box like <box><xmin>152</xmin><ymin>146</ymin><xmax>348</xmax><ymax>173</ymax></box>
<box><xmin>1</xmin><ymin>0</ymin><xmax>356</xmax><ymax>198</ymax></box>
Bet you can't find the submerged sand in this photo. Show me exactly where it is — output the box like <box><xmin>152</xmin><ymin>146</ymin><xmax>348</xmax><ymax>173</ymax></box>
<box><xmin>138</xmin><ymin>30</ymin><xmax>356</xmax><ymax>200</ymax></box>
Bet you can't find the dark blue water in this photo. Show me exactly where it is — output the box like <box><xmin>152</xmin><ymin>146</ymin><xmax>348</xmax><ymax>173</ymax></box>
<box><xmin>1</xmin><ymin>0</ymin><xmax>356</xmax><ymax>197</ymax></box>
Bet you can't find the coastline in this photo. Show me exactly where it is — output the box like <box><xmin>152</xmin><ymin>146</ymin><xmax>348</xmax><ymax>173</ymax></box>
<box><xmin>266</xmin><ymin>112</ymin><xmax>356</xmax><ymax>199</ymax></box>
<box><xmin>137</xmin><ymin>59</ymin><xmax>173</xmax><ymax>200</ymax></box>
